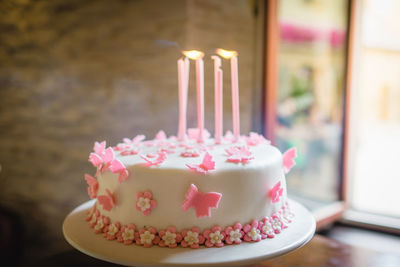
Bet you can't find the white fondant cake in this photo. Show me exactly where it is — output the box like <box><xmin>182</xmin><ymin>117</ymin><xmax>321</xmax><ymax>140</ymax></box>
<box><xmin>84</xmin><ymin>130</ymin><xmax>296</xmax><ymax>248</ymax></box>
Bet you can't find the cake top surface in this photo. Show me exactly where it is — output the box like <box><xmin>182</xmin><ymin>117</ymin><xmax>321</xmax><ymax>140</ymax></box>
<box><xmin>89</xmin><ymin>130</ymin><xmax>283</xmax><ymax>173</ymax></box>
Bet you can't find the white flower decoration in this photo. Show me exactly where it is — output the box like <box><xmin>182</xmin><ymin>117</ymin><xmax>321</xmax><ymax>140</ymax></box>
<box><xmin>247</xmin><ymin>228</ymin><xmax>261</xmax><ymax>241</ymax></box>
<box><xmin>209</xmin><ymin>230</ymin><xmax>224</xmax><ymax>244</ymax></box>
<box><xmin>272</xmin><ymin>218</ymin><xmax>282</xmax><ymax>231</ymax></box>
<box><xmin>229</xmin><ymin>229</ymin><xmax>242</xmax><ymax>243</ymax></box>
<box><xmin>137</xmin><ymin>197</ymin><xmax>151</xmax><ymax>212</ymax></box>
<box><xmin>107</xmin><ymin>223</ymin><xmax>119</xmax><ymax>235</ymax></box>
<box><xmin>184</xmin><ymin>231</ymin><xmax>199</xmax><ymax>245</ymax></box>
<box><xmin>162</xmin><ymin>231</ymin><xmax>177</xmax><ymax>245</ymax></box>
<box><xmin>140</xmin><ymin>230</ymin><xmax>155</xmax><ymax>245</ymax></box>
<box><xmin>122</xmin><ymin>228</ymin><xmax>134</xmax><ymax>241</ymax></box>
<box><xmin>94</xmin><ymin>218</ymin><xmax>104</xmax><ymax>231</ymax></box>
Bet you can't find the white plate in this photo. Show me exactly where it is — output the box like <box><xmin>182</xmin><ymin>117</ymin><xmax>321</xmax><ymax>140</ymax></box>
<box><xmin>63</xmin><ymin>199</ymin><xmax>315</xmax><ymax>267</ymax></box>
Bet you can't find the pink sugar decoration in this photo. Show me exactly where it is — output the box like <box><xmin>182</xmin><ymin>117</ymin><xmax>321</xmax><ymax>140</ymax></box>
<box><xmin>155</xmin><ymin>130</ymin><xmax>167</xmax><ymax>140</ymax></box>
<box><xmin>135</xmin><ymin>227</ymin><xmax>160</xmax><ymax>247</ymax></box>
<box><xmin>182</xmin><ymin>184</ymin><xmax>222</xmax><ymax>218</ymax></box>
<box><xmin>109</xmin><ymin>159</ymin><xmax>129</xmax><ymax>183</ymax></box>
<box><xmin>246</xmin><ymin>132</ymin><xmax>271</xmax><ymax>146</ymax></box>
<box><xmin>94</xmin><ymin>141</ymin><xmax>106</xmax><ymax>155</ymax></box>
<box><xmin>282</xmin><ymin>147</ymin><xmax>297</xmax><ymax>174</ymax></box>
<box><xmin>123</xmin><ymin>135</ymin><xmax>145</xmax><ymax>145</ymax></box>
<box><xmin>187</xmin><ymin>128</ymin><xmax>210</xmax><ymax>141</ymax></box>
<box><xmin>180</xmin><ymin>227</ymin><xmax>205</xmax><ymax>249</ymax></box>
<box><xmin>243</xmin><ymin>220</ymin><xmax>261</xmax><ymax>242</ymax></box>
<box><xmin>225</xmin><ymin>146</ymin><xmax>254</xmax><ymax>164</ymax></box>
<box><xmin>203</xmin><ymin>226</ymin><xmax>225</xmax><ymax>247</ymax></box>
<box><xmin>158</xmin><ymin>148</ymin><xmax>175</xmax><ymax>154</ymax></box>
<box><xmin>140</xmin><ymin>152</ymin><xmax>166</xmax><ymax>167</ymax></box>
<box><xmin>181</xmin><ymin>149</ymin><xmax>200</xmax><ymax>158</ymax></box>
<box><xmin>269</xmin><ymin>181</ymin><xmax>283</xmax><ymax>203</ymax></box>
<box><xmin>89</xmin><ymin>146</ymin><xmax>115</xmax><ymax>173</ymax></box>
<box><xmin>135</xmin><ymin>190</ymin><xmax>157</xmax><ymax>216</ymax></box>
<box><xmin>224</xmin><ymin>223</ymin><xmax>244</xmax><ymax>244</ymax></box>
<box><xmin>97</xmin><ymin>189</ymin><xmax>116</xmax><ymax>211</ymax></box>
<box><xmin>186</xmin><ymin>152</ymin><xmax>215</xmax><ymax>174</ymax></box>
<box><xmin>84</xmin><ymin>174</ymin><xmax>98</xmax><ymax>199</ymax></box>
<box><xmin>158</xmin><ymin>226</ymin><xmax>183</xmax><ymax>248</ymax></box>
<box><xmin>117</xmin><ymin>224</ymin><xmax>136</xmax><ymax>245</ymax></box>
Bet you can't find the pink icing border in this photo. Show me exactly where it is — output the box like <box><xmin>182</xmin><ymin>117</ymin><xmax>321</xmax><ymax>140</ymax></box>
<box><xmin>85</xmin><ymin>201</ymin><xmax>294</xmax><ymax>249</ymax></box>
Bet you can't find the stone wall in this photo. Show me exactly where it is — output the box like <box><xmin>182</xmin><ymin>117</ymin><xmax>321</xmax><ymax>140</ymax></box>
<box><xmin>0</xmin><ymin>0</ymin><xmax>263</xmax><ymax>263</ymax></box>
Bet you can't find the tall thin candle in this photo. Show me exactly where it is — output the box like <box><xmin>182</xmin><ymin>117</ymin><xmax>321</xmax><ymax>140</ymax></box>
<box><xmin>212</xmin><ymin>55</ymin><xmax>223</xmax><ymax>143</ymax></box>
<box><xmin>217</xmin><ymin>49</ymin><xmax>240</xmax><ymax>141</ymax></box>
<box><xmin>182</xmin><ymin>50</ymin><xmax>205</xmax><ymax>143</ymax></box>
<box><xmin>177</xmin><ymin>57</ymin><xmax>189</xmax><ymax>141</ymax></box>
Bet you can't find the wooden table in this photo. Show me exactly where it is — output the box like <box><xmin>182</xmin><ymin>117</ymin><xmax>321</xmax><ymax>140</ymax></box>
<box><xmin>36</xmin><ymin>235</ymin><xmax>400</xmax><ymax>267</ymax></box>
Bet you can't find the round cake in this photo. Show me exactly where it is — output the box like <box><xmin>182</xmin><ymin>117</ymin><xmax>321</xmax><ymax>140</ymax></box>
<box><xmin>84</xmin><ymin>130</ymin><xmax>297</xmax><ymax>248</ymax></box>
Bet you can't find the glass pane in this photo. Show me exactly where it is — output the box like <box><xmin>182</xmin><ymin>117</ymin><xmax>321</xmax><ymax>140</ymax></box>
<box><xmin>350</xmin><ymin>0</ymin><xmax>400</xmax><ymax>217</ymax></box>
<box><xmin>276</xmin><ymin>0</ymin><xmax>349</xmax><ymax>203</ymax></box>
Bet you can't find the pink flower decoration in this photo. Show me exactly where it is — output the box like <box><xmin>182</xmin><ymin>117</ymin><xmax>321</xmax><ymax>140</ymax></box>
<box><xmin>120</xmin><ymin>147</ymin><xmax>141</xmax><ymax>156</ymax></box>
<box><xmin>158</xmin><ymin>148</ymin><xmax>175</xmax><ymax>154</ymax></box>
<box><xmin>117</xmin><ymin>224</ymin><xmax>136</xmax><ymax>245</ymax></box>
<box><xmin>180</xmin><ymin>227</ymin><xmax>205</xmax><ymax>249</ymax></box>
<box><xmin>154</xmin><ymin>130</ymin><xmax>167</xmax><ymax>140</ymax></box>
<box><xmin>93</xmin><ymin>215</ymin><xmax>110</xmax><ymax>234</ymax></box>
<box><xmin>103</xmin><ymin>222</ymin><xmax>121</xmax><ymax>240</ymax></box>
<box><xmin>181</xmin><ymin>149</ymin><xmax>200</xmax><ymax>157</ymax></box>
<box><xmin>135</xmin><ymin>191</ymin><xmax>157</xmax><ymax>216</ymax></box>
<box><xmin>203</xmin><ymin>226</ymin><xmax>225</xmax><ymax>247</ymax></box>
<box><xmin>84</xmin><ymin>174</ymin><xmax>98</xmax><ymax>199</ymax></box>
<box><xmin>182</xmin><ymin>184</ymin><xmax>222</xmax><ymax>218</ymax></box>
<box><xmin>135</xmin><ymin>227</ymin><xmax>160</xmax><ymax>247</ymax></box>
<box><xmin>269</xmin><ymin>181</ymin><xmax>283</xmax><ymax>203</ymax></box>
<box><xmin>187</xmin><ymin>128</ymin><xmax>211</xmax><ymax>141</ymax></box>
<box><xmin>140</xmin><ymin>152</ymin><xmax>166</xmax><ymax>167</ymax></box>
<box><xmin>225</xmin><ymin>146</ymin><xmax>254</xmax><ymax>164</ymax></box>
<box><xmin>246</xmin><ymin>132</ymin><xmax>271</xmax><ymax>146</ymax></box>
<box><xmin>123</xmin><ymin>135</ymin><xmax>145</xmax><ymax>145</ymax></box>
<box><xmin>97</xmin><ymin>189</ymin><xmax>117</xmax><ymax>211</ymax></box>
<box><xmin>158</xmin><ymin>226</ymin><xmax>183</xmax><ymax>248</ymax></box>
<box><xmin>259</xmin><ymin>217</ymin><xmax>275</xmax><ymax>239</ymax></box>
<box><xmin>109</xmin><ymin>159</ymin><xmax>129</xmax><ymax>183</ymax></box>
<box><xmin>243</xmin><ymin>220</ymin><xmax>262</xmax><ymax>242</ymax></box>
<box><xmin>85</xmin><ymin>204</ymin><xmax>98</xmax><ymax>222</ymax></box>
<box><xmin>186</xmin><ymin>152</ymin><xmax>215</xmax><ymax>174</ymax></box>
<box><xmin>282</xmin><ymin>147</ymin><xmax>297</xmax><ymax>174</ymax></box>
<box><xmin>224</xmin><ymin>223</ymin><xmax>244</xmax><ymax>244</ymax></box>
<box><xmin>88</xmin><ymin>209</ymin><xmax>100</xmax><ymax>227</ymax></box>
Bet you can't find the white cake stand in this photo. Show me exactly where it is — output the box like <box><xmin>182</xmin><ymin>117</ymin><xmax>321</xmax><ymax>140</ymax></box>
<box><xmin>63</xmin><ymin>199</ymin><xmax>315</xmax><ymax>267</ymax></box>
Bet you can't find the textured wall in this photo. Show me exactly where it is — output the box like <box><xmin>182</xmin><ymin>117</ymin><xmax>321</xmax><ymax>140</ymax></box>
<box><xmin>0</xmin><ymin>0</ymin><xmax>262</xmax><ymax>263</ymax></box>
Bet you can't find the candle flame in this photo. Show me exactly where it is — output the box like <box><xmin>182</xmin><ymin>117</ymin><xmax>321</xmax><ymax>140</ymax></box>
<box><xmin>182</xmin><ymin>50</ymin><xmax>204</xmax><ymax>60</ymax></box>
<box><xmin>216</xmin><ymin>48</ymin><xmax>238</xmax><ymax>59</ymax></box>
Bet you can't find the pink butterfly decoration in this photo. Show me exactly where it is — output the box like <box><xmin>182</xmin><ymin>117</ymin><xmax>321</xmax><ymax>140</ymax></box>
<box><xmin>282</xmin><ymin>147</ymin><xmax>297</xmax><ymax>174</ymax></box>
<box><xmin>140</xmin><ymin>152</ymin><xmax>166</xmax><ymax>167</ymax></box>
<box><xmin>269</xmin><ymin>181</ymin><xmax>283</xmax><ymax>203</ymax></box>
<box><xmin>98</xmin><ymin>189</ymin><xmax>116</xmax><ymax>211</ymax></box>
<box><xmin>94</xmin><ymin>141</ymin><xmax>106</xmax><ymax>155</ymax></box>
<box><xmin>110</xmin><ymin>159</ymin><xmax>129</xmax><ymax>183</ymax></box>
<box><xmin>84</xmin><ymin>174</ymin><xmax>98</xmax><ymax>199</ymax></box>
<box><xmin>123</xmin><ymin>135</ymin><xmax>145</xmax><ymax>145</ymax></box>
<box><xmin>182</xmin><ymin>184</ymin><xmax>222</xmax><ymax>218</ymax></box>
<box><xmin>186</xmin><ymin>152</ymin><xmax>215</xmax><ymax>174</ymax></box>
<box><xmin>225</xmin><ymin>146</ymin><xmax>254</xmax><ymax>164</ymax></box>
<box><xmin>89</xmin><ymin>146</ymin><xmax>115</xmax><ymax>173</ymax></box>
<box><xmin>187</xmin><ymin>128</ymin><xmax>211</xmax><ymax>141</ymax></box>
<box><xmin>154</xmin><ymin>130</ymin><xmax>167</xmax><ymax>140</ymax></box>
<box><xmin>246</xmin><ymin>132</ymin><xmax>271</xmax><ymax>146</ymax></box>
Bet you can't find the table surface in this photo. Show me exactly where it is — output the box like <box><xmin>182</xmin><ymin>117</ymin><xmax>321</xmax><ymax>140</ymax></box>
<box><xmin>36</xmin><ymin>234</ymin><xmax>400</xmax><ymax>267</ymax></box>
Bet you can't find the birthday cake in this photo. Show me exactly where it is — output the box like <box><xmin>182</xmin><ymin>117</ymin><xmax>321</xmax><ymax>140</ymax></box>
<box><xmin>83</xmin><ymin>50</ymin><xmax>297</xmax><ymax>248</ymax></box>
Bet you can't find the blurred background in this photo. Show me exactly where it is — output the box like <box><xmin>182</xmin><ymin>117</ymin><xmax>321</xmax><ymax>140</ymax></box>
<box><xmin>0</xmin><ymin>0</ymin><xmax>399</xmax><ymax>266</ymax></box>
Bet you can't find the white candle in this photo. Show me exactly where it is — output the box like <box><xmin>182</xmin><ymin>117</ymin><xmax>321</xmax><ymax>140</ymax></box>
<box><xmin>212</xmin><ymin>55</ymin><xmax>223</xmax><ymax>143</ymax></box>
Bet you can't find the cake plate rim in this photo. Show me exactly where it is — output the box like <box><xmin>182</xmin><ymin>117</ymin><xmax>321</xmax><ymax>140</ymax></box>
<box><xmin>63</xmin><ymin>199</ymin><xmax>315</xmax><ymax>267</ymax></box>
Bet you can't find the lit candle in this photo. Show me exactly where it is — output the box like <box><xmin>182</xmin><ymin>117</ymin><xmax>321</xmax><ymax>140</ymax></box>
<box><xmin>217</xmin><ymin>49</ymin><xmax>240</xmax><ymax>141</ymax></box>
<box><xmin>183</xmin><ymin>50</ymin><xmax>205</xmax><ymax>143</ymax></box>
<box><xmin>212</xmin><ymin>55</ymin><xmax>223</xmax><ymax>143</ymax></box>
